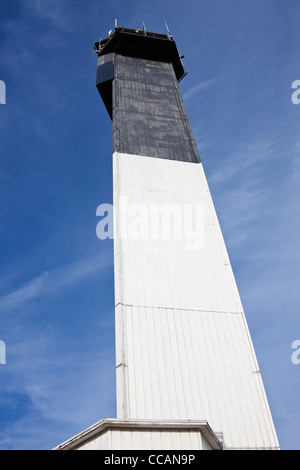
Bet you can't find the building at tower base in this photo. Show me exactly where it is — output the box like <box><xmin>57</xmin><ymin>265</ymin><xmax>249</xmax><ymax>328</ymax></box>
<box><xmin>53</xmin><ymin>419</ymin><xmax>223</xmax><ymax>450</ymax></box>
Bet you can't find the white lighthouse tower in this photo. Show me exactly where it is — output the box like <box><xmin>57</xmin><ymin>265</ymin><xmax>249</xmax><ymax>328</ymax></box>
<box><xmin>55</xmin><ymin>26</ymin><xmax>279</xmax><ymax>451</ymax></box>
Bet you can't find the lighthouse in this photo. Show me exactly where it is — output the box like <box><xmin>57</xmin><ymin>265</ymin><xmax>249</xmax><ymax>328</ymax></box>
<box><xmin>54</xmin><ymin>25</ymin><xmax>279</xmax><ymax>451</ymax></box>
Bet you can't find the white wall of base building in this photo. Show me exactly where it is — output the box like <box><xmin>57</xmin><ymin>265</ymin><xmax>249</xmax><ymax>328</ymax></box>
<box><xmin>54</xmin><ymin>419</ymin><xmax>223</xmax><ymax>450</ymax></box>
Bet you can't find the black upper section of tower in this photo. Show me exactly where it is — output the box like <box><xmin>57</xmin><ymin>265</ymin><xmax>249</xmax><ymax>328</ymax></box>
<box><xmin>94</xmin><ymin>26</ymin><xmax>200</xmax><ymax>163</ymax></box>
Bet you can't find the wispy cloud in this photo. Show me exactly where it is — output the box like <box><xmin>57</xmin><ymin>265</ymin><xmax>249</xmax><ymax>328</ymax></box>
<box><xmin>0</xmin><ymin>254</ymin><xmax>112</xmax><ymax>311</ymax></box>
<box><xmin>205</xmin><ymin>131</ymin><xmax>300</xmax><ymax>259</ymax></box>
<box><xmin>209</xmin><ymin>135</ymin><xmax>279</xmax><ymax>186</ymax></box>
<box><xmin>0</xmin><ymin>318</ymin><xmax>116</xmax><ymax>449</ymax></box>
<box><xmin>183</xmin><ymin>78</ymin><xmax>220</xmax><ymax>101</ymax></box>
<box><xmin>21</xmin><ymin>0</ymin><xmax>68</xmax><ymax>27</ymax></box>
<box><xmin>0</xmin><ymin>251</ymin><xmax>115</xmax><ymax>449</ymax></box>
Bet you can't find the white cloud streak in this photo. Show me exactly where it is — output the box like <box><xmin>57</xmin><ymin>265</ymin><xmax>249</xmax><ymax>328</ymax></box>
<box><xmin>0</xmin><ymin>254</ymin><xmax>112</xmax><ymax>311</ymax></box>
<box><xmin>182</xmin><ymin>78</ymin><xmax>220</xmax><ymax>101</ymax></box>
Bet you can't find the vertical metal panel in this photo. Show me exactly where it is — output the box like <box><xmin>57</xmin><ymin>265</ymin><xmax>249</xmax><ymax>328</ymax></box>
<box><xmin>75</xmin><ymin>428</ymin><xmax>210</xmax><ymax>450</ymax></box>
<box><xmin>113</xmin><ymin>151</ymin><xmax>245</xmax><ymax>312</ymax></box>
<box><xmin>113</xmin><ymin>151</ymin><xmax>279</xmax><ymax>449</ymax></box>
<box><xmin>112</xmin><ymin>55</ymin><xmax>200</xmax><ymax>163</ymax></box>
<box><xmin>118</xmin><ymin>305</ymin><xmax>279</xmax><ymax>449</ymax></box>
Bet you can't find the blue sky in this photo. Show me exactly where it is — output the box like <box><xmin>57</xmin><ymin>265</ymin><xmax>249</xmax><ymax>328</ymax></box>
<box><xmin>0</xmin><ymin>0</ymin><xmax>299</xmax><ymax>450</ymax></box>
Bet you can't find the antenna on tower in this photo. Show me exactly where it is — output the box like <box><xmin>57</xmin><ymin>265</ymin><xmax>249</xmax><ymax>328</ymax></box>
<box><xmin>143</xmin><ymin>22</ymin><xmax>147</xmax><ymax>35</ymax></box>
<box><xmin>164</xmin><ymin>19</ymin><xmax>172</xmax><ymax>39</ymax></box>
<box><xmin>115</xmin><ymin>18</ymin><xmax>118</xmax><ymax>29</ymax></box>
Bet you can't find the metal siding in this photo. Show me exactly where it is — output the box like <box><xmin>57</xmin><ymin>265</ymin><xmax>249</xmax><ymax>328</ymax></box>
<box><xmin>113</xmin><ymin>151</ymin><xmax>279</xmax><ymax>450</ymax></box>
<box><xmin>113</xmin><ymin>152</ymin><xmax>244</xmax><ymax>312</ymax></box>
<box><xmin>55</xmin><ymin>418</ymin><xmax>223</xmax><ymax>450</ymax></box>
<box><xmin>117</xmin><ymin>305</ymin><xmax>278</xmax><ymax>449</ymax></box>
<box><xmin>202</xmin><ymin>434</ymin><xmax>212</xmax><ymax>451</ymax></box>
<box><xmin>96</xmin><ymin>61</ymin><xmax>114</xmax><ymax>85</ymax></box>
<box><xmin>112</xmin><ymin>55</ymin><xmax>200</xmax><ymax>163</ymax></box>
